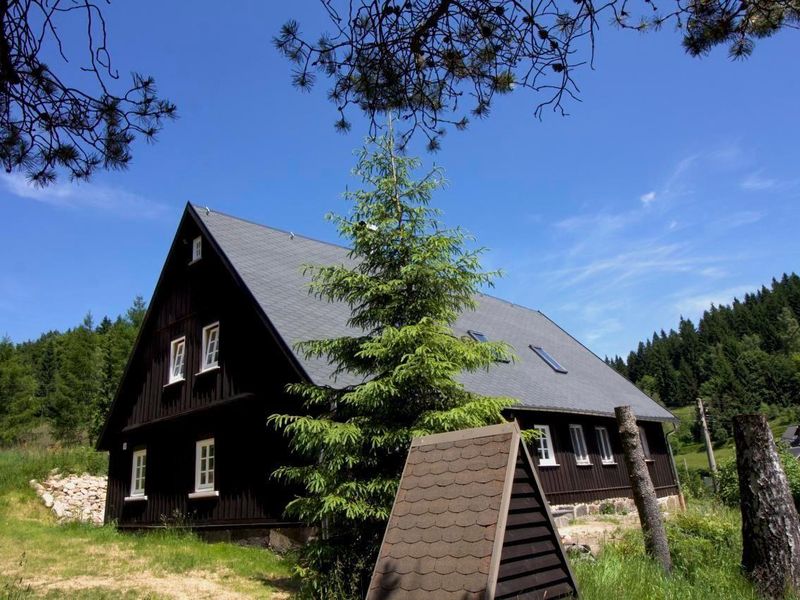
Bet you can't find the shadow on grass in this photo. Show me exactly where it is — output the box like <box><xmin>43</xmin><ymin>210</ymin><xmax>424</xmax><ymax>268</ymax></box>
<box><xmin>252</xmin><ymin>573</ymin><xmax>299</xmax><ymax>595</ymax></box>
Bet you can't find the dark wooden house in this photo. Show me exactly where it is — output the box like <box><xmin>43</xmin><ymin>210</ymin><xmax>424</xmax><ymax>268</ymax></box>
<box><xmin>97</xmin><ymin>204</ymin><xmax>679</xmax><ymax>531</ymax></box>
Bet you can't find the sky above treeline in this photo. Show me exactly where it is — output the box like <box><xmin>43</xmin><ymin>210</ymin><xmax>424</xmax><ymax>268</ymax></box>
<box><xmin>2</xmin><ymin>1</ymin><xmax>799</xmax><ymax>360</ymax></box>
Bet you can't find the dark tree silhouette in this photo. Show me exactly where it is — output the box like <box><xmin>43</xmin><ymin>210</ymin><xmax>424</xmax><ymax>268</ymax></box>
<box><xmin>0</xmin><ymin>0</ymin><xmax>176</xmax><ymax>185</ymax></box>
<box><xmin>276</xmin><ymin>0</ymin><xmax>798</xmax><ymax>148</ymax></box>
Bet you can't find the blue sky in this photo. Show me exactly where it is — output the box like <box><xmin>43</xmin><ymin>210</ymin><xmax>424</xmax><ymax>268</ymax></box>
<box><xmin>2</xmin><ymin>1</ymin><xmax>799</xmax><ymax>360</ymax></box>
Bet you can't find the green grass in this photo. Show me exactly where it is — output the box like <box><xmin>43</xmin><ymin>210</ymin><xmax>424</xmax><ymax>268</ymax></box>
<box><xmin>669</xmin><ymin>404</ymin><xmax>797</xmax><ymax>471</ymax></box>
<box><xmin>0</xmin><ymin>447</ymin><xmax>295</xmax><ymax>599</ymax></box>
<box><xmin>572</xmin><ymin>500</ymin><xmax>786</xmax><ymax>600</ymax></box>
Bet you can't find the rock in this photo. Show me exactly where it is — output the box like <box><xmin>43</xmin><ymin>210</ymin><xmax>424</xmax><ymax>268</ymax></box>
<box><xmin>574</xmin><ymin>503</ymin><xmax>588</xmax><ymax>517</ymax></box>
<box><xmin>52</xmin><ymin>501</ymin><xmax>66</xmax><ymax>518</ymax></box>
<box><xmin>42</xmin><ymin>492</ymin><xmax>54</xmax><ymax>508</ymax></box>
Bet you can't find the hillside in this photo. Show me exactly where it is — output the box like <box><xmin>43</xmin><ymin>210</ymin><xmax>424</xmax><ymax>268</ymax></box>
<box><xmin>608</xmin><ymin>273</ymin><xmax>800</xmax><ymax>442</ymax></box>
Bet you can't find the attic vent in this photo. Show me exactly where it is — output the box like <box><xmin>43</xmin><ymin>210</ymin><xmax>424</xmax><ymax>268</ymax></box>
<box><xmin>530</xmin><ymin>345</ymin><xmax>567</xmax><ymax>373</ymax></box>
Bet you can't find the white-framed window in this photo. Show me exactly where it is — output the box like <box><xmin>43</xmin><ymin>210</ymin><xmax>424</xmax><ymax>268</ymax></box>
<box><xmin>130</xmin><ymin>449</ymin><xmax>146</xmax><ymax>497</ymax></box>
<box><xmin>595</xmin><ymin>426</ymin><xmax>615</xmax><ymax>464</ymax></box>
<box><xmin>192</xmin><ymin>236</ymin><xmax>202</xmax><ymax>262</ymax></box>
<box><xmin>639</xmin><ymin>425</ymin><xmax>652</xmax><ymax>459</ymax></box>
<box><xmin>195</xmin><ymin>438</ymin><xmax>215</xmax><ymax>492</ymax></box>
<box><xmin>200</xmin><ymin>323</ymin><xmax>220</xmax><ymax>371</ymax></box>
<box><xmin>168</xmin><ymin>337</ymin><xmax>186</xmax><ymax>383</ymax></box>
<box><xmin>532</xmin><ymin>424</ymin><xmax>557</xmax><ymax>466</ymax></box>
<box><xmin>569</xmin><ymin>424</ymin><xmax>591</xmax><ymax>465</ymax></box>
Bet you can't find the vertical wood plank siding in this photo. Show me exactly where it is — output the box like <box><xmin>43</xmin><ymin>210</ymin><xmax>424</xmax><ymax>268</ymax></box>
<box><xmin>512</xmin><ymin>411</ymin><xmax>678</xmax><ymax>505</ymax></box>
<box><xmin>103</xmin><ymin>215</ymin><xmax>302</xmax><ymax>527</ymax></box>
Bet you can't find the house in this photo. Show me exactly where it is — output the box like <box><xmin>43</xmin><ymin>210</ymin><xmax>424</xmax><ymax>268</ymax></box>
<box><xmin>97</xmin><ymin>204</ymin><xmax>679</xmax><ymax>532</ymax></box>
<box><xmin>780</xmin><ymin>425</ymin><xmax>800</xmax><ymax>458</ymax></box>
<box><xmin>367</xmin><ymin>422</ymin><xmax>578</xmax><ymax>600</ymax></box>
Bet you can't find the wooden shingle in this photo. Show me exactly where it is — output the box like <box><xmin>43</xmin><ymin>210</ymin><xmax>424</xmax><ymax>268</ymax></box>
<box><xmin>367</xmin><ymin>422</ymin><xmax>579</xmax><ymax>599</ymax></box>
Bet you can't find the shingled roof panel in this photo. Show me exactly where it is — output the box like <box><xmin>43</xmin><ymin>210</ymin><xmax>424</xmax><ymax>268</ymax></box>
<box><xmin>192</xmin><ymin>205</ymin><xmax>675</xmax><ymax>422</ymax></box>
<box><xmin>366</xmin><ymin>422</ymin><xmax>578</xmax><ymax>600</ymax></box>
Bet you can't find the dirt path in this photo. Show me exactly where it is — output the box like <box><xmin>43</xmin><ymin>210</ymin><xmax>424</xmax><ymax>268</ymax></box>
<box><xmin>558</xmin><ymin>513</ymin><xmax>641</xmax><ymax>555</ymax></box>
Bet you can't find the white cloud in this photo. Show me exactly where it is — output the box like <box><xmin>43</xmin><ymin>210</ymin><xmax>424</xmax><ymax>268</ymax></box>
<box><xmin>640</xmin><ymin>191</ymin><xmax>656</xmax><ymax>205</ymax></box>
<box><xmin>1</xmin><ymin>173</ymin><xmax>166</xmax><ymax>219</ymax></box>
<box><xmin>717</xmin><ymin>210</ymin><xmax>763</xmax><ymax>229</ymax></box>
<box><xmin>740</xmin><ymin>171</ymin><xmax>777</xmax><ymax>191</ymax></box>
<box><xmin>674</xmin><ymin>285</ymin><xmax>755</xmax><ymax>317</ymax></box>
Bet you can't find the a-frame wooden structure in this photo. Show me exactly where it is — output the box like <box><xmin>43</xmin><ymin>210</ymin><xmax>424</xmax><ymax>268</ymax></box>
<box><xmin>367</xmin><ymin>421</ymin><xmax>579</xmax><ymax>600</ymax></box>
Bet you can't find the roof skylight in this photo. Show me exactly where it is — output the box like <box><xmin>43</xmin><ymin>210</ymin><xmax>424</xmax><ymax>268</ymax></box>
<box><xmin>467</xmin><ymin>330</ymin><xmax>488</xmax><ymax>343</ymax></box>
<box><xmin>530</xmin><ymin>345</ymin><xmax>567</xmax><ymax>373</ymax></box>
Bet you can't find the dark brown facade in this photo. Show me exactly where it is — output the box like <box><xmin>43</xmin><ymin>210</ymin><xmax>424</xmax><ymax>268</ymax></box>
<box><xmin>512</xmin><ymin>410</ymin><xmax>678</xmax><ymax>505</ymax></box>
<box><xmin>99</xmin><ymin>212</ymin><xmax>301</xmax><ymax>528</ymax></box>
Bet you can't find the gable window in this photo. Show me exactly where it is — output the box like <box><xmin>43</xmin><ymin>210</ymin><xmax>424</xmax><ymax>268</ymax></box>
<box><xmin>200</xmin><ymin>323</ymin><xmax>220</xmax><ymax>371</ymax></box>
<box><xmin>639</xmin><ymin>425</ymin><xmax>652</xmax><ymax>460</ymax></box>
<box><xmin>569</xmin><ymin>424</ymin><xmax>591</xmax><ymax>465</ymax></box>
<box><xmin>532</xmin><ymin>424</ymin><xmax>557</xmax><ymax>466</ymax></box>
<box><xmin>168</xmin><ymin>337</ymin><xmax>186</xmax><ymax>384</ymax></box>
<box><xmin>191</xmin><ymin>236</ymin><xmax>202</xmax><ymax>262</ymax></box>
<box><xmin>530</xmin><ymin>345</ymin><xmax>568</xmax><ymax>373</ymax></box>
<box><xmin>128</xmin><ymin>449</ymin><xmax>146</xmax><ymax>499</ymax></box>
<box><xmin>595</xmin><ymin>427</ymin><xmax>615</xmax><ymax>465</ymax></box>
<box><xmin>194</xmin><ymin>438</ymin><xmax>215</xmax><ymax>492</ymax></box>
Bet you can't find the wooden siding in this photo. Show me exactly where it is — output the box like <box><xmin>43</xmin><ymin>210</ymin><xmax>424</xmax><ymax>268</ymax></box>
<box><xmin>512</xmin><ymin>411</ymin><xmax>678</xmax><ymax>505</ymax></box>
<box><xmin>102</xmin><ymin>213</ymin><xmax>302</xmax><ymax>527</ymax></box>
<box><xmin>495</xmin><ymin>451</ymin><xmax>577</xmax><ymax>599</ymax></box>
<box><xmin>105</xmin><ymin>402</ymin><xmax>298</xmax><ymax>527</ymax></box>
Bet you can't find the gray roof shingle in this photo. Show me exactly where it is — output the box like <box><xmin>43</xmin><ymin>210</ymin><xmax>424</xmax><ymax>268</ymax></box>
<box><xmin>193</xmin><ymin>205</ymin><xmax>676</xmax><ymax>422</ymax></box>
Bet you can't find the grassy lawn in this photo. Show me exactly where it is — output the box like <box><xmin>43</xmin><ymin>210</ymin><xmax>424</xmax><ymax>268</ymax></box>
<box><xmin>0</xmin><ymin>448</ymin><xmax>295</xmax><ymax>599</ymax></box>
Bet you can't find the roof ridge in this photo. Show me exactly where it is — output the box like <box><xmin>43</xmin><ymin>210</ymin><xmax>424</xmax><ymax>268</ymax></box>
<box><xmin>190</xmin><ymin>203</ymin><xmax>351</xmax><ymax>251</ymax></box>
<box><xmin>193</xmin><ymin>204</ymin><xmax>544</xmax><ymax>313</ymax></box>
<box><xmin>411</xmin><ymin>422</ymin><xmax>519</xmax><ymax>447</ymax></box>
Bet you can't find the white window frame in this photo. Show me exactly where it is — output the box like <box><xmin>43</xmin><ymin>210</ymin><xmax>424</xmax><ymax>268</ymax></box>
<box><xmin>639</xmin><ymin>425</ymin><xmax>652</xmax><ymax>460</ymax></box>
<box><xmin>532</xmin><ymin>424</ymin><xmax>557</xmax><ymax>467</ymax></box>
<box><xmin>126</xmin><ymin>449</ymin><xmax>147</xmax><ymax>500</ymax></box>
<box><xmin>194</xmin><ymin>438</ymin><xmax>215</xmax><ymax>492</ymax></box>
<box><xmin>595</xmin><ymin>426</ymin><xmax>615</xmax><ymax>465</ymax></box>
<box><xmin>199</xmin><ymin>322</ymin><xmax>220</xmax><ymax>372</ymax></box>
<box><xmin>168</xmin><ymin>337</ymin><xmax>186</xmax><ymax>384</ymax></box>
<box><xmin>191</xmin><ymin>236</ymin><xmax>202</xmax><ymax>262</ymax></box>
<box><xmin>569</xmin><ymin>424</ymin><xmax>591</xmax><ymax>466</ymax></box>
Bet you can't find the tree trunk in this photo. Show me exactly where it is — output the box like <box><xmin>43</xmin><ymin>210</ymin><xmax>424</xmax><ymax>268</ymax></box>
<box><xmin>615</xmin><ymin>405</ymin><xmax>672</xmax><ymax>573</ymax></box>
<box><xmin>697</xmin><ymin>397</ymin><xmax>718</xmax><ymax>490</ymax></box>
<box><xmin>734</xmin><ymin>414</ymin><xmax>800</xmax><ymax>599</ymax></box>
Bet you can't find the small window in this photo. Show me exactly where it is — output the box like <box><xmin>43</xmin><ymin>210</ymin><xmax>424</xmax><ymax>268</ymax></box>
<box><xmin>195</xmin><ymin>438</ymin><xmax>215</xmax><ymax>492</ymax></box>
<box><xmin>639</xmin><ymin>425</ymin><xmax>652</xmax><ymax>459</ymax></box>
<box><xmin>532</xmin><ymin>424</ymin><xmax>557</xmax><ymax>466</ymax></box>
<box><xmin>192</xmin><ymin>236</ymin><xmax>202</xmax><ymax>262</ymax></box>
<box><xmin>468</xmin><ymin>330</ymin><xmax>488</xmax><ymax>343</ymax></box>
<box><xmin>168</xmin><ymin>337</ymin><xmax>186</xmax><ymax>383</ymax></box>
<box><xmin>130</xmin><ymin>449</ymin><xmax>146</xmax><ymax>497</ymax></box>
<box><xmin>200</xmin><ymin>323</ymin><xmax>220</xmax><ymax>371</ymax></box>
<box><xmin>530</xmin><ymin>346</ymin><xmax>567</xmax><ymax>373</ymax></box>
<box><xmin>595</xmin><ymin>427</ymin><xmax>615</xmax><ymax>464</ymax></box>
<box><xmin>569</xmin><ymin>424</ymin><xmax>591</xmax><ymax>465</ymax></box>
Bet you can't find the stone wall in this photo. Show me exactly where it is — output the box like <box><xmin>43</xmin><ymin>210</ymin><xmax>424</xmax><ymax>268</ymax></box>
<box><xmin>551</xmin><ymin>494</ymin><xmax>682</xmax><ymax>528</ymax></box>
<box><xmin>30</xmin><ymin>469</ymin><xmax>107</xmax><ymax>525</ymax></box>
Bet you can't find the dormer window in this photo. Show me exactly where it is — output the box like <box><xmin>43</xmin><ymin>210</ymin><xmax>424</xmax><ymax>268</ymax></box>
<box><xmin>200</xmin><ymin>323</ymin><xmax>220</xmax><ymax>372</ymax></box>
<box><xmin>191</xmin><ymin>236</ymin><xmax>202</xmax><ymax>262</ymax></box>
<box><xmin>168</xmin><ymin>337</ymin><xmax>186</xmax><ymax>384</ymax></box>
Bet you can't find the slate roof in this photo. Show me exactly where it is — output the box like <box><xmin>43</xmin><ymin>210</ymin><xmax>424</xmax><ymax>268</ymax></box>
<box><xmin>781</xmin><ymin>425</ymin><xmax>800</xmax><ymax>445</ymax></box>
<box><xmin>366</xmin><ymin>422</ymin><xmax>577</xmax><ymax>599</ymax></box>
<box><xmin>192</xmin><ymin>204</ymin><xmax>676</xmax><ymax>422</ymax></box>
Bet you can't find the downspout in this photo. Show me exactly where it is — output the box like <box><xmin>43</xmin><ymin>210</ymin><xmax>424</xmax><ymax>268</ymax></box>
<box><xmin>665</xmin><ymin>423</ymin><xmax>686</xmax><ymax>511</ymax></box>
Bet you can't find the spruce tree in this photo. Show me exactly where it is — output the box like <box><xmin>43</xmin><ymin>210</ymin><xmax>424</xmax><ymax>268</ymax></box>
<box><xmin>0</xmin><ymin>337</ymin><xmax>38</xmax><ymax>444</ymax></box>
<box><xmin>269</xmin><ymin>131</ymin><xmax>514</xmax><ymax>599</ymax></box>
